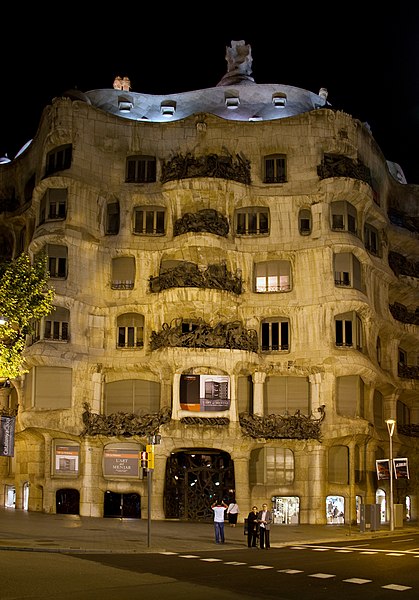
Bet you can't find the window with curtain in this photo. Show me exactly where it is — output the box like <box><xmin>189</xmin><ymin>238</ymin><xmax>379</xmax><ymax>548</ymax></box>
<box><xmin>26</xmin><ymin>366</ymin><xmax>72</xmax><ymax>409</ymax></box>
<box><xmin>111</xmin><ymin>256</ymin><xmax>135</xmax><ymax>289</ymax></box>
<box><xmin>336</xmin><ymin>375</ymin><xmax>364</xmax><ymax>418</ymax></box>
<box><xmin>254</xmin><ymin>260</ymin><xmax>291</xmax><ymax>292</ymax></box>
<box><xmin>328</xmin><ymin>445</ymin><xmax>349</xmax><ymax>484</ymax></box>
<box><xmin>373</xmin><ymin>390</ymin><xmax>384</xmax><ymax>428</ymax></box>
<box><xmin>264</xmin><ymin>376</ymin><xmax>310</xmax><ymax>415</ymax></box>
<box><xmin>105</xmin><ymin>379</ymin><xmax>160</xmax><ymax>415</ymax></box>
<box><xmin>265</xmin><ymin>447</ymin><xmax>294</xmax><ymax>484</ymax></box>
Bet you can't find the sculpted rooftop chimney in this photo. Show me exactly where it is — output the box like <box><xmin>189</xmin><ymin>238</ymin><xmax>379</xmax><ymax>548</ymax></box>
<box><xmin>216</xmin><ymin>40</ymin><xmax>255</xmax><ymax>86</ymax></box>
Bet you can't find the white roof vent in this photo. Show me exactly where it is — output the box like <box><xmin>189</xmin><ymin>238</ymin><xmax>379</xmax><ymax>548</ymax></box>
<box><xmin>160</xmin><ymin>101</ymin><xmax>176</xmax><ymax>117</ymax></box>
<box><xmin>272</xmin><ymin>93</ymin><xmax>287</xmax><ymax>108</ymax></box>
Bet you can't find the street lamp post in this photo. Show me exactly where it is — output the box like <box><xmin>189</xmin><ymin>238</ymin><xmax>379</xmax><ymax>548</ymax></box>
<box><xmin>385</xmin><ymin>418</ymin><xmax>396</xmax><ymax>531</ymax></box>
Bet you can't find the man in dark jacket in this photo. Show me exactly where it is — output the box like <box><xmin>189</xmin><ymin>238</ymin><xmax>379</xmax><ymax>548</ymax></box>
<box><xmin>247</xmin><ymin>505</ymin><xmax>259</xmax><ymax>548</ymax></box>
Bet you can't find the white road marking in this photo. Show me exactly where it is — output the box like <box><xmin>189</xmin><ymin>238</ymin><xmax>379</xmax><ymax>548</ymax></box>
<box><xmin>278</xmin><ymin>569</ymin><xmax>304</xmax><ymax>574</ymax></box>
<box><xmin>343</xmin><ymin>578</ymin><xmax>372</xmax><ymax>584</ymax></box>
<box><xmin>201</xmin><ymin>558</ymin><xmax>223</xmax><ymax>562</ymax></box>
<box><xmin>309</xmin><ymin>573</ymin><xmax>335</xmax><ymax>579</ymax></box>
<box><xmin>382</xmin><ymin>584</ymin><xmax>412</xmax><ymax>591</ymax></box>
<box><xmin>249</xmin><ymin>565</ymin><xmax>274</xmax><ymax>570</ymax></box>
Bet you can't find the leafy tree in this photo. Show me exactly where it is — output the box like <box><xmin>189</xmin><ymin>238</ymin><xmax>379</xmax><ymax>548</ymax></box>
<box><xmin>0</xmin><ymin>253</ymin><xmax>55</xmax><ymax>380</ymax></box>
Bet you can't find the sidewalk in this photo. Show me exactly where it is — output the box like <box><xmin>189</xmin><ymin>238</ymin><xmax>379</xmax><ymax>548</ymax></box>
<box><xmin>0</xmin><ymin>507</ymin><xmax>417</xmax><ymax>554</ymax></box>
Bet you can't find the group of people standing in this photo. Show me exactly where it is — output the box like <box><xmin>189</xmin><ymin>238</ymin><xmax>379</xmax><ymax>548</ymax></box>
<box><xmin>211</xmin><ymin>499</ymin><xmax>272</xmax><ymax>548</ymax></box>
<box><xmin>246</xmin><ymin>503</ymin><xmax>272</xmax><ymax>549</ymax></box>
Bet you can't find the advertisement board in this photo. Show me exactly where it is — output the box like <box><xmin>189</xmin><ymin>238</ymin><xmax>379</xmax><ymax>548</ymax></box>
<box><xmin>180</xmin><ymin>374</ymin><xmax>230</xmax><ymax>412</ymax></box>
<box><xmin>103</xmin><ymin>447</ymin><xmax>140</xmax><ymax>478</ymax></box>
<box><xmin>0</xmin><ymin>416</ymin><xmax>15</xmax><ymax>457</ymax></box>
<box><xmin>55</xmin><ymin>444</ymin><xmax>80</xmax><ymax>474</ymax></box>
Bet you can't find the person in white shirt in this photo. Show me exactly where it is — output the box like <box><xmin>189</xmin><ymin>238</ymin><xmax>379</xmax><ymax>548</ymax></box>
<box><xmin>211</xmin><ymin>499</ymin><xmax>228</xmax><ymax>543</ymax></box>
<box><xmin>257</xmin><ymin>503</ymin><xmax>273</xmax><ymax>549</ymax></box>
<box><xmin>226</xmin><ymin>500</ymin><xmax>240</xmax><ymax>527</ymax></box>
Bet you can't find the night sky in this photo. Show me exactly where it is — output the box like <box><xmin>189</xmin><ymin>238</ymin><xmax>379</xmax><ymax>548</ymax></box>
<box><xmin>2</xmin><ymin>8</ymin><xmax>419</xmax><ymax>182</ymax></box>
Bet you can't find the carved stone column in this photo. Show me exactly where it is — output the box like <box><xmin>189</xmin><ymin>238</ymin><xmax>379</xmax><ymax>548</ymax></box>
<box><xmin>252</xmin><ymin>371</ymin><xmax>266</xmax><ymax>416</ymax></box>
<box><xmin>231</xmin><ymin>456</ymin><xmax>249</xmax><ymax>522</ymax></box>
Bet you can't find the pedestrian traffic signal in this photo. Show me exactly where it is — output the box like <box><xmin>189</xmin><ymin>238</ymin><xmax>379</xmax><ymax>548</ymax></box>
<box><xmin>140</xmin><ymin>451</ymin><xmax>148</xmax><ymax>469</ymax></box>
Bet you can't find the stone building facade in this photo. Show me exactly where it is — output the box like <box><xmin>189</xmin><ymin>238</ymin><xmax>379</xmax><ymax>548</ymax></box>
<box><xmin>0</xmin><ymin>40</ymin><xmax>418</xmax><ymax>524</ymax></box>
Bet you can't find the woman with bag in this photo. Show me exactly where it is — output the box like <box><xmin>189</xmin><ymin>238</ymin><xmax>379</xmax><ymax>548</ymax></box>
<box><xmin>226</xmin><ymin>500</ymin><xmax>240</xmax><ymax>527</ymax></box>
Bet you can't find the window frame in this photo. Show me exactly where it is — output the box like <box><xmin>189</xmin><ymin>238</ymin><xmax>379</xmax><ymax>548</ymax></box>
<box><xmin>261</xmin><ymin>317</ymin><xmax>290</xmax><ymax>351</ymax></box>
<box><xmin>45</xmin><ymin>144</ymin><xmax>72</xmax><ymax>176</ymax></box>
<box><xmin>133</xmin><ymin>205</ymin><xmax>166</xmax><ymax>235</ymax></box>
<box><xmin>126</xmin><ymin>155</ymin><xmax>157</xmax><ymax>183</ymax></box>
<box><xmin>235</xmin><ymin>207</ymin><xmax>270</xmax><ymax>236</ymax></box>
<box><xmin>254</xmin><ymin>260</ymin><xmax>291</xmax><ymax>293</ymax></box>
<box><xmin>335</xmin><ymin>311</ymin><xmax>363</xmax><ymax>350</ymax></box>
<box><xmin>331</xmin><ymin>200</ymin><xmax>357</xmax><ymax>235</ymax></box>
<box><xmin>263</xmin><ymin>154</ymin><xmax>287</xmax><ymax>184</ymax></box>
<box><xmin>117</xmin><ymin>313</ymin><xmax>144</xmax><ymax>348</ymax></box>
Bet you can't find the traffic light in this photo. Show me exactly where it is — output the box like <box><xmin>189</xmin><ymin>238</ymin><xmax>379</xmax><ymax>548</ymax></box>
<box><xmin>146</xmin><ymin>444</ymin><xmax>155</xmax><ymax>469</ymax></box>
<box><xmin>140</xmin><ymin>451</ymin><xmax>148</xmax><ymax>469</ymax></box>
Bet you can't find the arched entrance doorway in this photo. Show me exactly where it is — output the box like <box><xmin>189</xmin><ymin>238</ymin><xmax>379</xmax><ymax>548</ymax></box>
<box><xmin>164</xmin><ymin>449</ymin><xmax>235</xmax><ymax>521</ymax></box>
<box><xmin>56</xmin><ymin>488</ymin><xmax>80</xmax><ymax>514</ymax></box>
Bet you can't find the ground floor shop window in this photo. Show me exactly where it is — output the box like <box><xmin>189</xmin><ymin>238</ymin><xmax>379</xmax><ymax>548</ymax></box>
<box><xmin>326</xmin><ymin>495</ymin><xmax>344</xmax><ymax>523</ymax></box>
<box><xmin>272</xmin><ymin>496</ymin><xmax>299</xmax><ymax>524</ymax></box>
<box><xmin>4</xmin><ymin>485</ymin><xmax>15</xmax><ymax>508</ymax></box>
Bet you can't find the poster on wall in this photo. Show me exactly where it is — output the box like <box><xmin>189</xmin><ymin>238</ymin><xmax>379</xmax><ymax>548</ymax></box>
<box><xmin>376</xmin><ymin>459</ymin><xmax>390</xmax><ymax>480</ymax></box>
<box><xmin>103</xmin><ymin>447</ymin><xmax>140</xmax><ymax>478</ymax></box>
<box><xmin>0</xmin><ymin>416</ymin><xmax>15</xmax><ymax>457</ymax></box>
<box><xmin>394</xmin><ymin>457</ymin><xmax>410</xmax><ymax>479</ymax></box>
<box><xmin>55</xmin><ymin>445</ymin><xmax>80</xmax><ymax>474</ymax></box>
<box><xmin>180</xmin><ymin>374</ymin><xmax>230</xmax><ymax>412</ymax></box>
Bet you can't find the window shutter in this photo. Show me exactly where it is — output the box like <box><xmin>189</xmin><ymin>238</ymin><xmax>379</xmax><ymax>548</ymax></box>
<box><xmin>336</xmin><ymin>375</ymin><xmax>358</xmax><ymax>417</ymax></box>
<box><xmin>34</xmin><ymin>367</ymin><xmax>72</xmax><ymax>409</ymax></box>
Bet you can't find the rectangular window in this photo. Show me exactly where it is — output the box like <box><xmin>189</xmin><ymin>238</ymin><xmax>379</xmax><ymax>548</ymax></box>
<box><xmin>46</xmin><ymin>244</ymin><xmax>67</xmax><ymax>278</ymax></box>
<box><xmin>264</xmin><ymin>155</ymin><xmax>287</xmax><ymax>183</ymax></box>
<box><xmin>126</xmin><ymin>156</ymin><xmax>156</xmax><ymax>183</ymax></box>
<box><xmin>111</xmin><ymin>257</ymin><xmax>135</xmax><ymax>289</ymax></box>
<box><xmin>39</xmin><ymin>188</ymin><xmax>67</xmax><ymax>224</ymax></box>
<box><xmin>106</xmin><ymin>202</ymin><xmax>120</xmax><ymax>235</ymax></box>
<box><xmin>331</xmin><ymin>201</ymin><xmax>357</xmax><ymax>234</ymax></box>
<box><xmin>45</xmin><ymin>145</ymin><xmax>72</xmax><ymax>176</ymax></box>
<box><xmin>261</xmin><ymin>319</ymin><xmax>289</xmax><ymax>351</ymax></box>
<box><xmin>255</xmin><ymin>260</ymin><xmax>291</xmax><ymax>292</ymax></box>
<box><xmin>364</xmin><ymin>223</ymin><xmax>379</xmax><ymax>255</ymax></box>
<box><xmin>236</xmin><ymin>208</ymin><xmax>269</xmax><ymax>235</ymax></box>
<box><xmin>133</xmin><ymin>207</ymin><xmax>166</xmax><ymax>234</ymax></box>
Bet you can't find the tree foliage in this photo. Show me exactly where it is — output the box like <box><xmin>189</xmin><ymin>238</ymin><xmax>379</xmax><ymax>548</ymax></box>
<box><xmin>0</xmin><ymin>253</ymin><xmax>55</xmax><ymax>380</ymax></box>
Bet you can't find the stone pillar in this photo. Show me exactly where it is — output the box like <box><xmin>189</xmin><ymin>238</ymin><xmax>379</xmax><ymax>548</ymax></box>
<box><xmin>252</xmin><ymin>371</ymin><xmax>266</xmax><ymax>416</ymax></box>
<box><xmin>231</xmin><ymin>456</ymin><xmax>249</xmax><ymax>523</ymax></box>
<box><xmin>305</xmin><ymin>443</ymin><xmax>327</xmax><ymax>524</ymax></box>
<box><xmin>0</xmin><ymin>386</ymin><xmax>11</xmax><ymax>411</ymax></box>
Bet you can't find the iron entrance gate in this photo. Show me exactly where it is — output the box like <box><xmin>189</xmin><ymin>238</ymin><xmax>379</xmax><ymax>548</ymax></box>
<box><xmin>164</xmin><ymin>449</ymin><xmax>235</xmax><ymax>521</ymax></box>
